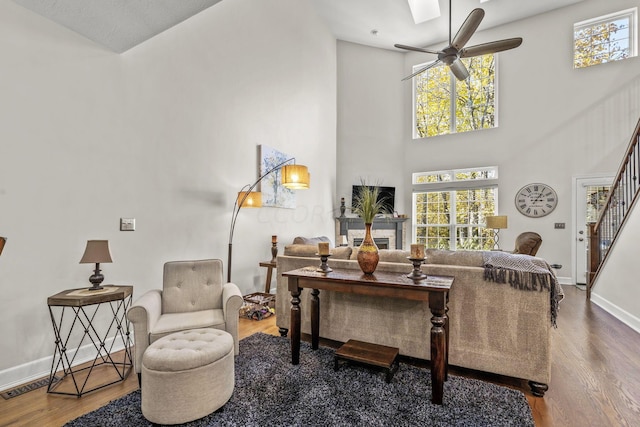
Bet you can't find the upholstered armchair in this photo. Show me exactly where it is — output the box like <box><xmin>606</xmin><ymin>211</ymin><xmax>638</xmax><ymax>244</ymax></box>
<box><xmin>127</xmin><ymin>259</ymin><xmax>243</xmax><ymax>384</ymax></box>
<box><xmin>512</xmin><ymin>232</ymin><xmax>542</xmax><ymax>256</ymax></box>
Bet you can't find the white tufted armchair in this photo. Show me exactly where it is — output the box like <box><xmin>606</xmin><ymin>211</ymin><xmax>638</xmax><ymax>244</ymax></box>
<box><xmin>127</xmin><ymin>259</ymin><xmax>243</xmax><ymax>385</ymax></box>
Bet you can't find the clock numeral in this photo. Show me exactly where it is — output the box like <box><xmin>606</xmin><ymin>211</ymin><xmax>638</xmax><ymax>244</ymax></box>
<box><xmin>534</xmin><ymin>209</ymin><xmax>539</xmax><ymax>215</ymax></box>
<box><xmin>526</xmin><ymin>208</ymin><xmax>531</xmax><ymax>214</ymax></box>
<box><xmin>546</xmin><ymin>203</ymin><xmax>553</xmax><ymax>208</ymax></box>
<box><xmin>533</xmin><ymin>185</ymin><xmax>539</xmax><ymax>191</ymax></box>
<box><xmin>525</xmin><ymin>188</ymin><xmax>532</xmax><ymax>193</ymax></box>
<box><xmin>547</xmin><ymin>197</ymin><xmax>555</xmax><ymax>202</ymax></box>
<box><xmin>520</xmin><ymin>204</ymin><xmax>527</xmax><ymax>210</ymax></box>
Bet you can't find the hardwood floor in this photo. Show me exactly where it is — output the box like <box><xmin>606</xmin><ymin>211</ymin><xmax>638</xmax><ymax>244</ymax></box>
<box><xmin>1</xmin><ymin>286</ymin><xmax>639</xmax><ymax>426</ymax></box>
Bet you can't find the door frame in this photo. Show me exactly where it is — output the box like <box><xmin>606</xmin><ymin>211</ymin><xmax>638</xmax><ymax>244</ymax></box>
<box><xmin>572</xmin><ymin>173</ymin><xmax>614</xmax><ymax>285</ymax></box>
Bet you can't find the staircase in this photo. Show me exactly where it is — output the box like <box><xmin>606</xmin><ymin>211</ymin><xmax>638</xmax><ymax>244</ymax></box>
<box><xmin>587</xmin><ymin>117</ymin><xmax>640</xmax><ymax>298</ymax></box>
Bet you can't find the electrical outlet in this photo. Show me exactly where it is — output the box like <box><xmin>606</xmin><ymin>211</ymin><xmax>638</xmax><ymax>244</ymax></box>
<box><xmin>120</xmin><ymin>218</ymin><xmax>135</xmax><ymax>231</ymax></box>
<box><xmin>554</xmin><ymin>223</ymin><xmax>565</xmax><ymax>229</ymax></box>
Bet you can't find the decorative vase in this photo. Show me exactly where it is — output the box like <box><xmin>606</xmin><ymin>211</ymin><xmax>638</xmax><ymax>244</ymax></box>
<box><xmin>357</xmin><ymin>223</ymin><xmax>379</xmax><ymax>274</ymax></box>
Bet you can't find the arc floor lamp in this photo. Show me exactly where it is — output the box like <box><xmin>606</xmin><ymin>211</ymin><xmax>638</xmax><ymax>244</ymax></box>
<box><xmin>227</xmin><ymin>158</ymin><xmax>309</xmax><ymax>282</ymax></box>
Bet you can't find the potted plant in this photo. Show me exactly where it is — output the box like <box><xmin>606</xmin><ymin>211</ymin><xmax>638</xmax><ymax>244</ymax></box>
<box><xmin>352</xmin><ymin>182</ymin><xmax>388</xmax><ymax>274</ymax></box>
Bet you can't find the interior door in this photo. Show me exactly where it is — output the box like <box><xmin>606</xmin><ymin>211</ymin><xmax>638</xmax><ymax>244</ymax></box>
<box><xmin>575</xmin><ymin>177</ymin><xmax>612</xmax><ymax>285</ymax></box>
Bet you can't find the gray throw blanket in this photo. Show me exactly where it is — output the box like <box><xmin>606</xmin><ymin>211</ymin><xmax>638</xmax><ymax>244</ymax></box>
<box><xmin>483</xmin><ymin>251</ymin><xmax>563</xmax><ymax>327</ymax></box>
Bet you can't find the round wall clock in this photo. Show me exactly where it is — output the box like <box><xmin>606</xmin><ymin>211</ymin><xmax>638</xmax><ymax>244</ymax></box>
<box><xmin>515</xmin><ymin>183</ymin><xmax>558</xmax><ymax>218</ymax></box>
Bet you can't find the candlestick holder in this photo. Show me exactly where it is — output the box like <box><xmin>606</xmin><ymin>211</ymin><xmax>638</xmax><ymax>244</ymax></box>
<box><xmin>271</xmin><ymin>241</ymin><xmax>278</xmax><ymax>263</ymax></box>
<box><xmin>316</xmin><ymin>253</ymin><xmax>332</xmax><ymax>273</ymax></box>
<box><xmin>407</xmin><ymin>257</ymin><xmax>426</xmax><ymax>280</ymax></box>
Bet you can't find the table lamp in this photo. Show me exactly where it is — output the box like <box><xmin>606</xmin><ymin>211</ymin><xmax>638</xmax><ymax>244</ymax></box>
<box><xmin>79</xmin><ymin>240</ymin><xmax>113</xmax><ymax>290</ymax></box>
<box><xmin>485</xmin><ymin>215</ymin><xmax>508</xmax><ymax>250</ymax></box>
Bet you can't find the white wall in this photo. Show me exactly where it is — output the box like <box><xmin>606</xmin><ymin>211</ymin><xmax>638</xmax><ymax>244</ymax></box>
<box><xmin>0</xmin><ymin>0</ymin><xmax>336</xmax><ymax>387</ymax></box>
<box><xmin>336</xmin><ymin>42</ymin><xmax>405</xmax><ymax>213</ymax></box>
<box><xmin>592</xmin><ymin>200</ymin><xmax>640</xmax><ymax>333</ymax></box>
<box><xmin>337</xmin><ymin>0</ymin><xmax>640</xmax><ymax>288</ymax></box>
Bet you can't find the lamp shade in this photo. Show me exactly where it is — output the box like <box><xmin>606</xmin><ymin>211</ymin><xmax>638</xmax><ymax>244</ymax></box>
<box><xmin>281</xmin><ymin>164</ymin><xmax>310</xmax><ymax>189</ymax></box>
<box><xmin>237</xmin><ymin>191</ymin><xmax>262</xmax><ymax>208</ymax></box>
<box><xmin>0</xmin><ymin>237</ymin><xmax>6</xmax><ymax>256</ymax></box>
<box><xmin>485</xmin><ymin>215</ymin><xmax>508</xmax><ymax>229</ymax></box>
<box><xmin>79</xmin><ymin>240</ymin><xmax>113</xmax><ymax>264</ymax></box>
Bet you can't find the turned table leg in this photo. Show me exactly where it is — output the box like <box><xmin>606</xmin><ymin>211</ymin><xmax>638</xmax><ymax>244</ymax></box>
<box><xmin>429</xmin><ymin>292</ymin><xmax>447</xmax><ymax>405</ymax></box>
<box><xmin>289</xmin><ymin>278</ymin><xmax>301</xmax><ymax>365</ymax></box>
<box><xmin>311</xmin><ymin>289</ymin><xmax>320</xmax><ymax>350</ymax></box>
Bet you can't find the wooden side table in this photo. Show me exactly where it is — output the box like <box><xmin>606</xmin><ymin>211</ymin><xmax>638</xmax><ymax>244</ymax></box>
<box><xmin>47</xmin><ymin>285</ymin><xmax>133</xmax><ymax>397</ymax></box>
<box><xmin>259</xmin><ymin>261</ymin><xmax>276</xmax><ymax>293</ymax></box>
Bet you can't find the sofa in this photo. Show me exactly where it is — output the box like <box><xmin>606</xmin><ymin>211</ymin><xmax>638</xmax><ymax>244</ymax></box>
<box><xmin>275</xmin><ymin>239</ymin><xmax>562</xmax><ymax>396</ymax></box>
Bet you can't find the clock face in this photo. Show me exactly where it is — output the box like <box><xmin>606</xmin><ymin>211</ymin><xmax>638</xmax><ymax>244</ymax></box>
<box><xmin>515</xmin><ymin>183</ymin><xmax>558</xmax><ymax>218</ymax></box>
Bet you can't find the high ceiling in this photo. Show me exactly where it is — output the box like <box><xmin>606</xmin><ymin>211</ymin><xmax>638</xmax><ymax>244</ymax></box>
<box><xmin>13</xmin><ymin>0</ymin><xmax>585</xmax><ymax>53</ymax></box>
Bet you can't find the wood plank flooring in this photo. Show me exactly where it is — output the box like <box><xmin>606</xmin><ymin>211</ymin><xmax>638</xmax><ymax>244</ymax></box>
<box><xmin>1</xmin><ymin>286</ymin><xmax>639</xmax><ymax>426</ymax></box>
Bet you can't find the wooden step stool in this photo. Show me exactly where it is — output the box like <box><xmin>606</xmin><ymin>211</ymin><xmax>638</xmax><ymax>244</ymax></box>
<box><xmin>334</xmin><ymin>339</ymin><xmax>399</xmax><ymax>383</ymax></box>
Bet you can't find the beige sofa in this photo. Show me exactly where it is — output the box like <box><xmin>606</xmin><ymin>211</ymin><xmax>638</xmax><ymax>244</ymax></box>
<box><xmin>275</xmin><ymin>244</ymin><xmax>562</xmax><ymax>397</ymax></box>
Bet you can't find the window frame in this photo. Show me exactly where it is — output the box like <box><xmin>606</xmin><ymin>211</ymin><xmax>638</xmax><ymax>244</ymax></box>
<box><xmin>412</xmin><ymin>54</ymin><xmax>499</xmax><ymax>139</ymax></box>
<box><xmin>412</xmin><ymin>166</ymin><xmax>499</xmax><ymax>250</ymax></box>
<box><xmin>573</xmin><ymin>7</ymin><xmax>638</xmax><ymax>69</ymax></box>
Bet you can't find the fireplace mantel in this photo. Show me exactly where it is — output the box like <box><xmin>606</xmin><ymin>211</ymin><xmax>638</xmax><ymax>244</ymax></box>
<box><xmin>335</xmin><ymin>217</ymin><xmax>409</xmax><ymax>249</ymax></box>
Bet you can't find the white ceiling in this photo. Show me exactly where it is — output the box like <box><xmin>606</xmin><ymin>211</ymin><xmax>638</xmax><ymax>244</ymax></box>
<box><xmin>12</xmin><ymin>0</ymin><xmax>585</xmax><ymax>53</ymax></box>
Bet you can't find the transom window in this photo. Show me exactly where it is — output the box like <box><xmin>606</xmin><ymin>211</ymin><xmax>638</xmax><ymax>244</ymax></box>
<box><xmin>413</xmin><ymin>54</ymin><xmax>496</xmax><ymax>139</ymax></box>
<box><xmin>574</xmin><ymin>8</ymin><xmax>638</xmax><ymax>69</ymax></box>
<box><xmin>413</xmin><ymin>167</ymin><xmax>498</xmax><ymax>250</ymax></box>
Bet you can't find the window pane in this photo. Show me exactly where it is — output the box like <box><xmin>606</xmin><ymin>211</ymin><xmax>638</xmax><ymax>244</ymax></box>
<box><xmin>574</xmin><ymin>9</ymin><xmax>636</xmax><ymax>69</ymax></box>
<box><xmin>414</xmin><ymin>54</ymin><xmax>495</xmax><ymax>138</ymax></box>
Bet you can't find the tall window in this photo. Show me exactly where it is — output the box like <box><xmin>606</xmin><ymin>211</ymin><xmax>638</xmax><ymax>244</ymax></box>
<box><xmin>413</xmin><ymin>167</ymin><xmax>498</xmax><ymax>250</ymax></box>
<box><xmin>574</xmin><ymin>8</ymin><xmax>638</xmax><ymax>69</ymax></box>
<box><xmin>414</xmin><ymin>54</ymin><xmax>496</xmax><ymax>139</ymax></box>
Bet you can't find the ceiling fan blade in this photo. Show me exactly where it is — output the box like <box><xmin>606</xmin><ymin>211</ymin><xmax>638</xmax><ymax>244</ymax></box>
<box><xmin>401</xmin><ymin>60</ymin><xmax>442</xmax><ymax>81</ymax></box>
<box><xmin>451</xmin><ymin>8</ymin><xmax>485</xmax><ymax>50</ymax></box>
<box><xmin>449</xmin><ymin>59</ymin><xmax>469</xmax><ymax>81</ymax></box>
<box><xmin>394</xmin><ymin>44</ymin><xmax>440</xmax><ymax>55</ymax></box>
<box><xmin>459</xmin><ymin>37</ymin><xmax>523</xmax><ymax>58</ymax></box>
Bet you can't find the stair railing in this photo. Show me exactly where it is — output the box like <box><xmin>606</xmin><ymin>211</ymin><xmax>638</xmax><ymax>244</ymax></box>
<box><xmin>588</xmin><ymin>117</ymin><xmax>640</xmax><ymax>298</ymax></box>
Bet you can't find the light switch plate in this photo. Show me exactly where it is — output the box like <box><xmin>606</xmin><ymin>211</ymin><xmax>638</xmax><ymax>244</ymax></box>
<box><xmin>120</xmin><ymin>218</ymin><xmax>135</xmax><ymax>231</ymax></box>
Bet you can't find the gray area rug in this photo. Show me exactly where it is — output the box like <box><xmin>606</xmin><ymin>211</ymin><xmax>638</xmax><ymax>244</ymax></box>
<box><xmin>66</xmin><ymin>333</ymin><xmax>534</xmax><ymax>426</ymax></box>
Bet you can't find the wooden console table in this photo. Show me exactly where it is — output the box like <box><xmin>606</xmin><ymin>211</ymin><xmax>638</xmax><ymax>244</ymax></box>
<box><xmin>283</xmin><ymin>267</ymin><xmax>453</xmax><ymax>404</ymax></box>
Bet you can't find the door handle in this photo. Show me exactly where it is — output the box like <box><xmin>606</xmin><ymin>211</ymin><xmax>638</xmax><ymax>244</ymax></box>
<box><xmin>578</xmin><ymin>237</ymin><xmax>584</xmax><ymax>241</ymax></box>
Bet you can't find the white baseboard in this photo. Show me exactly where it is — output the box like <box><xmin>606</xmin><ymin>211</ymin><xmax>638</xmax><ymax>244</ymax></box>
<box><xmin>0</xmin><ymin>337</ymin><xmax>131</xmax><ymax>393</ymax></box>
<box><xmin>556</xmin><ymin>276</ymin><xmax>573</xmax><ymax>286</ymax></box>
<box><xmin>591</xmin><ymin>294</ymin><xmax>640</xmax><ymax>335</ymax></box>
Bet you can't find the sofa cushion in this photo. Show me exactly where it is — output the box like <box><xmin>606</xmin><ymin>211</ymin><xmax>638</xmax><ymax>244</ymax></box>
<box><xmin>284</xmin><ymin>244</ymin><xmax>352</xmax><ymax>259</ymax></box>
<box><xmin>349</xmin><ymin>248</ymin><xmax>412</xmax><ymax>264</ymax></box>
<box><xmin>292</xmin><ymin>236</ymin><xmax>333</xmax><ymax>247</ymax></box>
<box><xmin>425</xmin><ymin>249</ymin><xmax>483</xmax><ymax>267</ymax></box>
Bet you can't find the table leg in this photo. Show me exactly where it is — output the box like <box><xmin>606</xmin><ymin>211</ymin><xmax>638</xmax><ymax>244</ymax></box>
<box><xmin>445</xmin><ymin>292</ymin><xmax>450</xmax><ymax>381</ymax></box>
<box><xmin>265</xmin><ymin>266</ymin><xmax>273</xmax><ymax>293</ymax></box>
<box><xmin>289</xmin><ymin>278</ymin><xmax>301</xmax><ymax>365</ymax></box>
<box><xmin>311</xmin><ymin>289</ymin><xmax>320</xmax><ymax>350</ymax></box>
<box><xmin>429</xmin><ymin>292</ymin><xmax>447</xmax><ymax>405</ymax></box>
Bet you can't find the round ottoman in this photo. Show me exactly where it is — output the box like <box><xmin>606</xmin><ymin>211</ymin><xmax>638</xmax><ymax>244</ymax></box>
<box><xmin>141</xmin><ymin>328</ymin><xmax>235</xmax><ymax>425</ymax></box>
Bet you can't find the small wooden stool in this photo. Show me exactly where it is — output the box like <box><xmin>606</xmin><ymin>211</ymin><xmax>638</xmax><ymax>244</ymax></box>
<box><xmin>259</xmin><ymin>261</ymin><xmax>276</xmax><ymax>293</ymax></box>
<box><xmin>334</xmin><ymin>339</ymin><xmax>399</xmax><ymax>383</ymax></box>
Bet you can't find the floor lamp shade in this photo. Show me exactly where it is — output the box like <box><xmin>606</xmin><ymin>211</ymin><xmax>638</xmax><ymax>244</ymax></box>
<box><xmin>281</xmin><ymin>165</ymin><xmax>309</xmax><ymax>189</ymax></box>
<box><xmin>80</xmin><ymin>240</ymin><xmax>113</xmax><ymax>290</ymax></box>
<box><xmin>237</xmin><ymin>192</ymin><xmax>262</xmax><ymax>208</ymax></box>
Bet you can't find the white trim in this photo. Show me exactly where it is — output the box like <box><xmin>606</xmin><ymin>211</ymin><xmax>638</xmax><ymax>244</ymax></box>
<box><xmin>591</xmin><ymin>293</ymin><xmax>640</xmax><ymax>335</ymax></box>
<box><xmin>0</xmin><ymin>337</ymin><xmax>132</xmax><ymax>392</ymax></box>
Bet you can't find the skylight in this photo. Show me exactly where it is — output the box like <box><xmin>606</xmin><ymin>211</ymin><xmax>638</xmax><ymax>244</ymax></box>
<box><xmin>407</xmin><ymin>0</ymin><xmax>441</xmax><ymax>24</ymax></box>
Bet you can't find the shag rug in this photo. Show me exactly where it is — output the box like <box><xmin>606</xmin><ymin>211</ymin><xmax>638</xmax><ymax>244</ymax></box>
<box><xmin>66</xmin><ymin>333</ymin><xmax>534</xmax><ymax>427</ymax></box>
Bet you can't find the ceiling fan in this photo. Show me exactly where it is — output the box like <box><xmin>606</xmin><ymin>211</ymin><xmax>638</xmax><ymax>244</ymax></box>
<box><xmin>394</xmin><ymin>0</ymin><xmax>522</xmax><ymax>81</ymax></box>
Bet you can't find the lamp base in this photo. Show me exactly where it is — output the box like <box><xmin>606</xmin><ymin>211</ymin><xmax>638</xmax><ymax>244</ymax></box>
<box><xmin>88</xmin><ymin>264</ymin><xmax>104</xmax><ymax>291</ymax></box>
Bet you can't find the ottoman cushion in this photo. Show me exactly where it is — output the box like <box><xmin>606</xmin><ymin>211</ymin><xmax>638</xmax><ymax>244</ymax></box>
<box><xmin>141</xmin><ymin>328</ymin><xmax>234</xmax><ymax>424</ymax></box>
